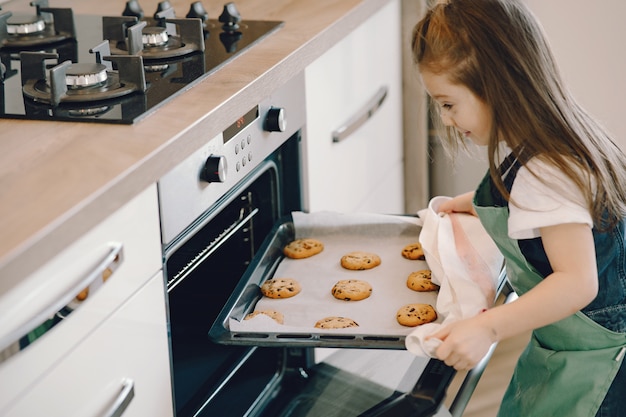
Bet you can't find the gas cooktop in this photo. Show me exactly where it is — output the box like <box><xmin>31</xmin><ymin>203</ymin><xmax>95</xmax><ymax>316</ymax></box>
<box><xmin>0</xmin><ymin>0</ymin><xmax>282</xmax><ymax>124</ymax></box>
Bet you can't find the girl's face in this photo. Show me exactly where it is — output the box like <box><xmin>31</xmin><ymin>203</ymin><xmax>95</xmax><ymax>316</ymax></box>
<box><xmin>420</xmin><ymin>70</ymin><xmax>492</xmax><ymax>146</ymax></box>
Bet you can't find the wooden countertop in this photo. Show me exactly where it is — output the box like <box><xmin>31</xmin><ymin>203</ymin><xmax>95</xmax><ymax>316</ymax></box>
<box><xmin>0</xmin><ymin>0</ymin><xmax>396</xmax><ymax>282</ymax></box>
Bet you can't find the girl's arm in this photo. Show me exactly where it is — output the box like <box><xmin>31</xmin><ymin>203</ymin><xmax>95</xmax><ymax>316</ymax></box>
<box><xmin>429</xmin><ymin>222</ymin><xmax>598</xmax><ymax>370</ymax></box>
<box><xmin>437</xmin><ymin>191</ymin><xmax>477</xmax><ymax>216</ymax></box>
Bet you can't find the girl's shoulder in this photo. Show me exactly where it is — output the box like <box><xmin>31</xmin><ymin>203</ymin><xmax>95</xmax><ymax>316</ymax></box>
<box><xmin>509</xmin><ymin>157</ymin><xmax>592</xmax><ymax>239</ymax></box>
<box><xmin>516</xmin><ymin>157</ymin><xmax>585</xmax><ymax>199</ymax></box>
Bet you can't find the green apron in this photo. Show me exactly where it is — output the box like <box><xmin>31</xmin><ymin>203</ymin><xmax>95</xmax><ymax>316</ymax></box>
<box><xmin>473</xmin><ymin>174</ymin><xmax>626</xmax><ymax>417</ymax></box>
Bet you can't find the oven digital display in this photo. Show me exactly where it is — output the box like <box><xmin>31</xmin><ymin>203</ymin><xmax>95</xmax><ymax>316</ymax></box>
<box><xmin>223</xmin><ymin>106</ymin><xmax>259</xmax><ymax>143</ymax></box>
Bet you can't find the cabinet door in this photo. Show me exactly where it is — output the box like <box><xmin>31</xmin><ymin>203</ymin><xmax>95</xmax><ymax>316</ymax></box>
<box><xmin>0</xmin><ymin>185</ymin><xmax>162</xmax><ymax>412</ymax></box>
<box><xmin>304</xmin><ymin>0</ymin><xmax>403</xmax><ymax>213</ymax></box>
<box><xmin>4</xmin><ymin>271</ymin><xmax>173</xmax><ymax>417</ymax></box>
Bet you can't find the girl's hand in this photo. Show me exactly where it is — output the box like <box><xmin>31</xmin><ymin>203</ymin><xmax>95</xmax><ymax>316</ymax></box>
<box><xmin>437</xmin><ymin>191</ymin><xmax>477</xmax><ymax>216</ymax></box>
<box><xmin>427</xmin><ymin>317</ymin><xmax>497</xmax><ymax>370</ymax></box>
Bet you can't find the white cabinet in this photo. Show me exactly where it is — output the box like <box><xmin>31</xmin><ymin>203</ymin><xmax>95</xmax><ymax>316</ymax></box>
<box><xmin>0</xmin><ymin>185</ymin><xmax>171</xmax><ymax>416</ymax></box>
<box><xmin>3</xmin><ymin>271</ymin><xmax>173</xmax><ymax>417</ymax></box>
<box><xmin>303</xmin><ymin>0</ymin><xmax>404</xmax><ymax>213</ymax></box>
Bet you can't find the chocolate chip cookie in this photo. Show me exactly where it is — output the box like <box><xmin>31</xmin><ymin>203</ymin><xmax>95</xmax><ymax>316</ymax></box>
<box><xmin>396</xmin><ymin>303</ymin><xmax>437</xmax><ymax>327</ymax></box>
<box><xmin>401</xmin><ymin>242</ymin><xmax>425</xmax><ymax>260</ymax></box>
<box><xmin>331</xmin><ymin>279</ymin><xmax>373</xmax><ymax>301</ymax></box>
<box><xmin>283</xmin><ymin>238</ymin><xmax>324</xmax><ymax>259</ymax></box>
<box><xmin>244</xmin><ymin>310</ymin><xmax>285</xmax><ymax>324</ymax></box>
<box><xmin>260</xmin><ymin>278</ymin><xmax>302</xmax><ymax>299</ymax></box>
<box><xmin>340</xmin><ymin>251</ymin><xmax>381</xmax><ymax>270</ymax></box>
<box><xmin>314</xmin><ymin>316</ymin><xmax>359</xmax><ymax>329</ymax></box>
<box><xmin>406</xmin><ymin>270</ymin><xmax>439</xmax><ymax>292</ymax></box>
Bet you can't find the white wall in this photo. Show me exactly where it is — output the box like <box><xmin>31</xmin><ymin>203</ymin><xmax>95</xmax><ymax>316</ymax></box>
<box><xmin>430</xmin><ymin>1</ymin><xmax>626</xmax><ymax>198</ymax></box>
<box><xmin>524</xmin><ymin>0</ymin><xmax>626</xmax><ymax>148</ymax></box>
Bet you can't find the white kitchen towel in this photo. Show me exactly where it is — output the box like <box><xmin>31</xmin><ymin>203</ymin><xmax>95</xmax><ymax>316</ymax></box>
<box><xmin>405</xmin><ymin>196</ymin><xmax>504</xmax><ymax>357</ymax></box>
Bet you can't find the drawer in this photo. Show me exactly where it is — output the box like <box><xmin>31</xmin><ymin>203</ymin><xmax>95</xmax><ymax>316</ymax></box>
<box><xmin>3</xmin><ymin>272</ymin><xmax>172</xmax><ymax>417</ymax></box>
<box><xmin>0</xmin><ymin>185</ymin><xmax>162</xmax><ymax>411</ymax></box>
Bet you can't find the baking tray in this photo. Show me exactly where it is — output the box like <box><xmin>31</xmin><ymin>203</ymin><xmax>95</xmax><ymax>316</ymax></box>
<box><xmin>209</xmin><ymin>212</ymin><xmax>441</xmax><ymax>349</ymax></box>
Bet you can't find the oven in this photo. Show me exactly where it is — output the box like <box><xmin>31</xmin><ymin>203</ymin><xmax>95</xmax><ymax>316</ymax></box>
<box><xmin>158</xmin><ymin>71</ymin><xmax>306</xmax><ymax>416</ymax></box>
<box><xmin>157</xmin><ymin>70</ymin><xmax>500</xmax><ymax>417</ymax></box>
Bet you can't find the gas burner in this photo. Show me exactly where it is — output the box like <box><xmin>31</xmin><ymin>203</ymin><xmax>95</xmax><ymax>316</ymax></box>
<box><xmin>0</xmin><ymin>1</ymin><xmax>75</xmax><ymax>49</ymax></box>
<box><xmin>22</xmin><ymin>91</ymin><xmax>148</xmax><ymax>121</ymax></box>
<box><xmin>7</xmin><ymin>15</ymin><xmax>46</xmax><ymax>35</ymax></box>
<box><xmin>20</xmin><ymin>45</ymin><xmax>146</xmax><ymax>106</ymax></box>
<box><xmin>65</xmin><ymin>63</ymin><xmax>108</xmax><ymax>88</ymax></box>
<box><xmin>103</xmin><ymin>17</ymin><xmax>204</xmax><ymax>60</ymax></box>
<box><xmin>103</xmin><ymin>1</ymin><xmax>205</xmax><ymax>61</ymax></box>
<box><xmin>142</xmin><ymin>26</ymin><xmax>169</xmax><ymax>47</ymax></box>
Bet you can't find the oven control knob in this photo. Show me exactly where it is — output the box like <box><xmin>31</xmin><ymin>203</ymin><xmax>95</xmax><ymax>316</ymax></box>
<box><xmin>200</xmin><ymin>155</ymin><xmax>227</xmax><ymax>183</ymax></box>
<box><xmin>264</xmin><ymin>107</ymin><xmax>286</xmax><ymax>132</ymax></box>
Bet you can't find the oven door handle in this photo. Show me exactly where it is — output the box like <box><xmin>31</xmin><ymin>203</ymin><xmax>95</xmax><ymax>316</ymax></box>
<box><xmin>331</xmin><ymin>85</ymin><xmax>388</xmax><ymax>143</ymax></box>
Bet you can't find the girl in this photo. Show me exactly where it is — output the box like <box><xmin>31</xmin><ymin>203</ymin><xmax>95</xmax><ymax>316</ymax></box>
<box><xmin>412</xmin><ymin>0</ymin><xmax>626</xmax><ymax>415</ymax></box>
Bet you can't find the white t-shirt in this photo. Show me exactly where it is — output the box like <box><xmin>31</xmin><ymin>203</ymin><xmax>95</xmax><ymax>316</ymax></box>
<box><xmin>508</xmin><ymin>158</ymin><xmax>593</xmax><ymax>240</ymax></box>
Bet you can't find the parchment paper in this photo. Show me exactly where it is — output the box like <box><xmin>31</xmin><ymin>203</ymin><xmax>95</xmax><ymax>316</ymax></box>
<box><xmin>229</xmin><ymin>211</ymin><xmax>442</xmax><ymax>336</ymax></box>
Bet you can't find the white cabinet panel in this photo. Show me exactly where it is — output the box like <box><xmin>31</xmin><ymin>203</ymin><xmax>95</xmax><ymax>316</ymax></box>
<box><xmin>0</xmin><ymin>185</ymin><xmax>162</xmax><ymax>412</ymax></box>
<box><xmin>304</xmin><ymin>0</ymin><xmax>404</xmax><ymax>213</ymax></box>
<box><xmin>356</xmin><ymin>164</ymin><xmax>405</xmax><ymax>214</ymax></box>
<box><xmin>4</xmin><ymin>272</ymin><xmax>173</xmax><ymax>417</ymax></box>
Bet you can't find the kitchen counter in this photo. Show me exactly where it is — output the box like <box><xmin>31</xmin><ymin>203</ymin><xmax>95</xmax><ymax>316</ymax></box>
<box><xmin>0</xmin><ymin>0</ymin><xmax>405</xmax><ymax>284</ymax></box>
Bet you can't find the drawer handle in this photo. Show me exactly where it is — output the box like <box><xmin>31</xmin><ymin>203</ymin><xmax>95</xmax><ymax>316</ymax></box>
<box><xmin>331</xmin><ymin>85</ymin><xmax>388</xmax><ymax>143</ymax></box>
<box><xmin>0</xmin><ymin>242</ymin><xmax>124</xmax><ymax>361</ymax></box>
<box><xmin>102</xmin><ymin>378</ymin><xmax>135</xmax><ymax>417</ymax></box>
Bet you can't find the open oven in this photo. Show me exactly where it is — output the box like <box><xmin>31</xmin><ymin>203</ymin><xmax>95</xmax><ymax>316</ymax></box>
<box><xmin>157</xmin><ymin>71</ymin><xmax>503</xmax><ymax>417</ymax></box>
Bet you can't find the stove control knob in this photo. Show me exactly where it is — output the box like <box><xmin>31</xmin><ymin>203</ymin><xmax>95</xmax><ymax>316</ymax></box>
<box><xmin>200</xmin><ymin>155</ymin><xmax>227</xmax><ymax>183</ymax></box>
<box><xmin>219</xmin><ymin>2</ymin><xmax>241</xmax><ymax>31</ymax></box>
<box><xmin>123</xmin><ymin>0</ymin><xmax>144</xmax><ymax>19</ymax></box>
<box><xmin>154</xmin><ymin>1</ymin><xmax>174</xmax><ymax>19</ymax></box>
<box><xmin>187</xmin><ymin>2</ymin><xmax>209</xmax><ymax>23</ymax></box>
<box><xmin>264</xmin><ymin>107</ymin><xmax>286</xmax><ymax>132</ymax></box>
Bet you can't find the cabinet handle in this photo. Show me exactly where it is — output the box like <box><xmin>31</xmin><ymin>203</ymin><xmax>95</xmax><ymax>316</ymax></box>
<box><xmin>102</xmin><ymin>378</ymin><xmax>135</xmax><ymax>417</ymax></box>
<box><xmin>331</xmin><ymin>85</ymin><xmax>388</xmax><ymax>143</ymax></box>
<box><xmin>0</xmin><ymin>242</ymin><xmax>124</xmax><ymax>360</ymax></box>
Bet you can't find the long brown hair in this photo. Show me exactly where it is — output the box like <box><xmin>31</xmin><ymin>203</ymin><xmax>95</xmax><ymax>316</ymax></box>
<box><xmin>413</xmin><ymin>0</ymin><xmax>626</xmax><ymax>230</ymax></box>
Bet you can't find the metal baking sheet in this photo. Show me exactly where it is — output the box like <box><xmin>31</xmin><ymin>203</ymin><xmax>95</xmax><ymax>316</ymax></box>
<box><xmin>209</xmin><ymin>212</ymin><xmax>441</xmax><ymax>349</ymax></box>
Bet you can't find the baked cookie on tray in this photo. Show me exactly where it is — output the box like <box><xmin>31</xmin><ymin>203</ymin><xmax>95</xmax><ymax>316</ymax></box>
<box><xmin>406</xmin><ymin>270</ymin><xmax>439</xmax><ymax>292</ymax></box>
<box><xmin>283</xmin><ymin>238</ymin><xmax>324</xmax><ymax>259</ymax></box>
<box><xmin>314</xmin><ymin>316</ymin><xmax>359</xmax><ymax>329</ymax></box>
<box><xmin>401</xmin><ymin>242</ymin><xmax>426</xmax><ymax>260</ymax></box>
<box><xmin>396</xmin><ymin>303</ymin><xmax>437</xmax><ymax>327</ymax></box>
<box><xmin>260</xmin><ymin>278</ymin><xmax>301</xmax><ymax>299</ymax></box>
<box><xmin>331</xmin><ymin>279</ymin><xmax>373</xmax><ymax>301</ymax></box>
<box><xmin>244</xmin><ymin>310</ymin><xmax>284</xmax><ymax>324</ymax></box>
<box><xmin>340</xmin><ymin>251</ymin><xmax>381</xmax><ymax>270</ymax></box>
